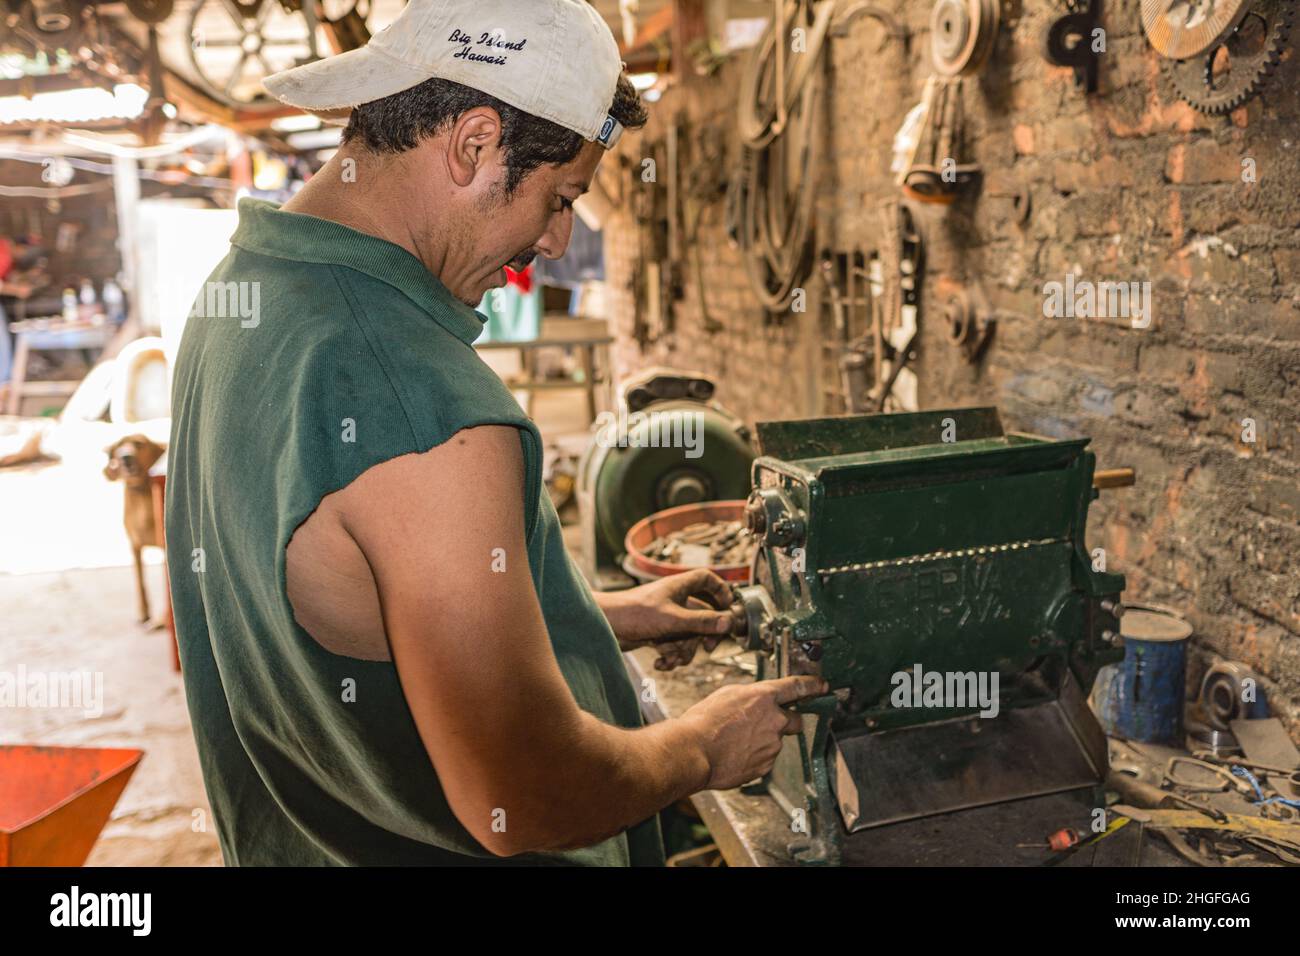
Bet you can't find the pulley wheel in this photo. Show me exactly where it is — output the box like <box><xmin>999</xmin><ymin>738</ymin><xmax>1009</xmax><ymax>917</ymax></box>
<box><xmin>930</xmin><ymin>0</ymin><xmax>1000</xmax><ymax>76</ymax></box>
<box><xmin>944</xmin><ymin>290</ymin><xmax>976</xmax><ymax>345</ymax></box>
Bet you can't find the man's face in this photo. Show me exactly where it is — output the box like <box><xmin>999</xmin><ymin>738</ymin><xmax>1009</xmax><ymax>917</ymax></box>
<box><xmin>447</xmin><ymin>140</ymin><xmax>603</xmax><ymax>306</ymax></box>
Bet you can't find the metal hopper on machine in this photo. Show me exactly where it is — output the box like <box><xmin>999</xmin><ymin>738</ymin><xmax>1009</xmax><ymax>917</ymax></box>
<box><xmin>729</xmin><ymin>407</ymin><xmax>1131</xmax><ymax>864</ymax></box>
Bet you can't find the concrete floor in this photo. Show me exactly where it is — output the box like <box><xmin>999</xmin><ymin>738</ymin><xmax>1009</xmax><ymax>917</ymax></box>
<box><xmin>0</xmin><ymin>445</ymin><xmax>222</xmax><ymax>866</ymax></box>
<box><xmin>0</xmin><ymin>384</ymin><xmax>595</xmax><ymax>866</ymax></box>
<box><xmin>3</xmin><ymin>564</ymin><xmax>222</xmax><ymax>865</ymax></box>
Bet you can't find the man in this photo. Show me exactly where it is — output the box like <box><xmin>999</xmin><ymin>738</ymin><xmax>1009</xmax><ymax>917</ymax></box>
<box><xmin>166</xmin><ymin>0</ymin><xmax>822</xmax><ymax>866</ymax></box>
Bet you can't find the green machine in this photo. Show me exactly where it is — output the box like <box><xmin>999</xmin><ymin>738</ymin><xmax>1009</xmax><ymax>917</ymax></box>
<box><xmin>577</xmin><ymin>369</ymin><xmax>755</xmax><ymax>590</ymax></box>
<box><xmin>730</xmin><ymin>407</ymin><xmax>1128</xmax><ymax>864</ymax></box>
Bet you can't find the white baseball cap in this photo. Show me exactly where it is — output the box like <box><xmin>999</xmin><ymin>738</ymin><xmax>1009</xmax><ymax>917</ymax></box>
<box><xmin>263</xmin><ymin>0</ymin><xmax>628</xmax><ymax>147</ymax></box>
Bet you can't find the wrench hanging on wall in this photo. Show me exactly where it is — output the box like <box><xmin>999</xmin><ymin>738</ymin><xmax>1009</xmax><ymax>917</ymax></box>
<box><xmin>871</xmin><ymin>203</ymin><xmax>923</xmax><ymax>411</ymax></box>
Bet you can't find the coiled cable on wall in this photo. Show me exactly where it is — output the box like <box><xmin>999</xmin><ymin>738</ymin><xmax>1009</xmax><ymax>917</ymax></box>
<box><xmin>728</xmin><ymin>0</ymin><xmax>837</xmax><ymax>314</ymax></box>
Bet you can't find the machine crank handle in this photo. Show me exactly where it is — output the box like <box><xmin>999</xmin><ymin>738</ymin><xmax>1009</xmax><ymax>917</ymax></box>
<box><xmin>1093</xmin><ymin>468</ymin><xmax>1135</xmax><ymax>490</ymax></box>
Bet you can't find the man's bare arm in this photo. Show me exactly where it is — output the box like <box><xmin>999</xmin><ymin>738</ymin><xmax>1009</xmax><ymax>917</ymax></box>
<box><xmin>337</xmin><ymin>425</ymin><xmax>823</xmax><ymax>856</ymax></box>
<box><xmin>337</xmin><ymin>426</ymin><xmax>703</xmax><ymax>854</ymax></box>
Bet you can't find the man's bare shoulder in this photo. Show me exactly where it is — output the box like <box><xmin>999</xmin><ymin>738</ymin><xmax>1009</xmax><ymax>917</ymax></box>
<box><xmin>285</xmin><ymin>425</ymin><xmax>527</xmax><ymax>660</ymax></box>
<box><xmin>340</xmin><ymin>425</ymin><xmax>525</xmax><ymax>522</ymax></box>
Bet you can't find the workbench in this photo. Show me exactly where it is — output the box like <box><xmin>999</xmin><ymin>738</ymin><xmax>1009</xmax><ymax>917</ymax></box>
<box><xmin>625</xmin><ymin>647</ymin><xmax>1190</xmax><ymax>867</ymax></box>
<box><xmin>474</xmin><ymin>315</ymin><xmax>613</xmax><ymax>424</ymax></box>
<box><xmin>5</xmin><ymin>317</ymin><xmax>113</xmax><ymax>416</ymax></box>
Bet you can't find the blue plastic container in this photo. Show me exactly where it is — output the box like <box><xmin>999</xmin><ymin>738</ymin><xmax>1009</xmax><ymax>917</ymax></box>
<box><xmin>1093</xmin><ymin>604</ymin><xmax>1192</xmax><ymax>744</ymax></box>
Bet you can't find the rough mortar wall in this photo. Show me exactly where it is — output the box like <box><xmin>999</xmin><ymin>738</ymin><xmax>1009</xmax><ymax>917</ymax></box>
<box><xmin>603</xmin><ymin>0</ymin><xmax>1300</xmax><ymax>732</ymax></box>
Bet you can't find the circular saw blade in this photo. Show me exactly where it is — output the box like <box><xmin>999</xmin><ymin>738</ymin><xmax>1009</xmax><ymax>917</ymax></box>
<box><xmin>1143</xmin><ymin>0</ymin><xmax>1250</xmax><ymax>59</ymax></box>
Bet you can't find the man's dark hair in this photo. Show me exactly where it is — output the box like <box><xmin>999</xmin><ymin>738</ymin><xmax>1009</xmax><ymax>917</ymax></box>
<box><xmin>342</xmin><ymin>74</ymin><xmax>647</xmax><ymax>194</ymax></box>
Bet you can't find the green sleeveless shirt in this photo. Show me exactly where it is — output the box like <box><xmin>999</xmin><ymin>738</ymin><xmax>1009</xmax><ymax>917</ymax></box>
<box><xmin>165</xmin><ymin>199</ymin><xmax>663</xmax><ymax>866</ymax></box>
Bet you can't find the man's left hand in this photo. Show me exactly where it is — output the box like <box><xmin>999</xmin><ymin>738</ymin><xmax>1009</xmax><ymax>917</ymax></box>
<box><xmin>598</xmin><ymin>569</ymin><xmax>737</xmax><ymax>671</ymax></box>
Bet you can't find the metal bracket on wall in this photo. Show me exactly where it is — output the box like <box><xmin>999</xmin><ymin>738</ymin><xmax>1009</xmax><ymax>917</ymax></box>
<box><xmin>829</xmin><ymin>2</ymin><xmax>908</xmax><ymax>48</ymax></box>
<box><xmin>1042</xmin><ymin>0</ymin><xmax>1102</xmax><ymax>93</ymax></box>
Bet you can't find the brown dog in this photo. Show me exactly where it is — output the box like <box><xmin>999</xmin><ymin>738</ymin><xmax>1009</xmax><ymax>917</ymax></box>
<box><xmin>103</xmin><ymin>434</ymin><xmax>166</xmax><ymax>625</ymax></box>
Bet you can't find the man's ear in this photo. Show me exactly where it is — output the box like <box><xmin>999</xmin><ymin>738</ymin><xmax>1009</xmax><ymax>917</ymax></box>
<box><xmin>445</xmin><ymin>106</ymin><xmax>505</xmax><ymax>189</ymax></box>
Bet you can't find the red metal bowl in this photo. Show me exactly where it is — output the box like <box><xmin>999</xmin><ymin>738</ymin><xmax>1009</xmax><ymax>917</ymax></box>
<box><xmin>624</xmin><ymin>500</ymin><xmax>752</xmax><ymax>584</ymax></box>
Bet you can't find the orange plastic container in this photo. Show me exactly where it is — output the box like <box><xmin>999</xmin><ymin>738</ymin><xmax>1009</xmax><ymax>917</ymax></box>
<box><xmin>623</xmin><ymin>500</ymin><xmax>752</xmax><ymax>584</ymax></box>
<box><xmin>0</xmin><ymin>745</ymin><xmax>143</xmax><ymax>866</ymax></box>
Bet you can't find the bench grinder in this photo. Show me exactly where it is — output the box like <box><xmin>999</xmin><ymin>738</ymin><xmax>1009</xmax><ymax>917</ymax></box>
<box><xmin>730</xmin><ymin>407</ymin><xmax>1130</xmax><ymax>864</ymax></box>
<box><xmin>577</xmin><ymin>369</ymin><xmax>754</xmax><ymax>590</ymax></box>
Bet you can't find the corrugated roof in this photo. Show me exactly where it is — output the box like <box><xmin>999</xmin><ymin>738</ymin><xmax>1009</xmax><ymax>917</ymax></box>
<box><xmin>0</xmin><ymin>84</ymin><xmax>148</xmax><ymax>126</ymax></box>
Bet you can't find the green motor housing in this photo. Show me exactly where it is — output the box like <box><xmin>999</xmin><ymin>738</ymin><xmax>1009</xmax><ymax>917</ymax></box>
<box><xmin>577</xmin><ymin>370</ymin><xmax>754</xmax><ymax>590</ymax></box>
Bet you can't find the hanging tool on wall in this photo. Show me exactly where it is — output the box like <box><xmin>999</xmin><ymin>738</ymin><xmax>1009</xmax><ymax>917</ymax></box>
<box><xmin>818</xmin><ymin>248</ymin><xmax>878</xmax><ymax>412</ymax></box>
<box><xmin>682</xmin><ymin>124</ymin><xmax>729</xmax><ymax>334</ymax></box>
<box><xmin>829</xmin><ymin>2</ymin><xmax>908</xmax><ymax>45</ymax></box>
<box><xmin>1043</xmin><ymin>0</ymin><xmax>1103</xmax><ymax>93</ymax></box>
<box><xmin>630</xmin><ymin>137</ymin><xmax>674</xmax><ymax>347</ymax></box>
<box><xmin>943</xmin><ymin>285</ymin><xmax>995</xmax><ymax>363</ymax></box>
<box><xmin>929</xmin><ymin>0</ymin><xmax>1001</xmax><ymax>75</ymax></box>
<box><xmin>730</xmin><ymin>0</ymin><xmax>836</xmax><ymax>316</ymax></box>
<box><xmin>634</xmin><ymin>112</ymin><xmax>735</xmax><ymax>342</ymax></box>
<box><xmin>665</xmin><ymin>115</ymin><xmax>682</xmax><ymax>335</ymax></box>
<box><xmin>870</xmin><ymin>203</ymin><xmax>922</xmax><ymax>411</ymax></box>
<box><xmin>888</xmin><ymin>0</ymin><xmax>997</xmax><ymax>204</ymax></box>
<box><xmin>897</xmin><ymin>76</ymin><xmax>980</xmax><ymax>204</ymax></box>
<box><xmin>639</xmin><ymin>113</ymin><xmax>727</xmax><ymax>339</ymax></box>
<box><xmin>1143</xmin><ymin>0</ymin><xmax>1294</xmax><ymax>114</ymax></box>
<box><xmin>818</xmin><ymin>204</ymin><xmax>927</xmax><ymax>412</ymax></box>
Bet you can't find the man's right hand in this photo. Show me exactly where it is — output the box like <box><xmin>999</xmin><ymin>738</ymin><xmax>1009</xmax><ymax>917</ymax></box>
<box><xmin>680</xmin><ymin>675</ymin><xmax>829</xmax><ymax>791</ymax></box>
<box><xmin>337</xmin><ymin>423</ymin><xmax>831</xmax><ymax>854</ymax></box>
<box><xmin>336</xmin><ymin>424</ymin><xmax>819</xmax><ymax>857</ymax></box>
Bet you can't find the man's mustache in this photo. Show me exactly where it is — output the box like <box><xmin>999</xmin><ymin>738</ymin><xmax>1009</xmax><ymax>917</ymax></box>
<box><xmin>507</xmin><ymin>250</ymin><xmax>537</xmax><ymax>271</ymax></box>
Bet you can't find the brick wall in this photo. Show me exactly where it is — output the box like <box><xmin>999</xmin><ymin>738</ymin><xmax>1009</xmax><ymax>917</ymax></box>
<box><xmin>603</xmin><ymin>0</ymin><xmax>1300</xmax><ymax>730</ymax></box>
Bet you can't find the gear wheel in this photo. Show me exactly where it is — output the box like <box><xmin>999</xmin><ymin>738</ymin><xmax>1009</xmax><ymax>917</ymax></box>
<box><xmin>1171</xmin><ymin>0</ymin><xmax>1293</xmax><ymax>114</ymax></box>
